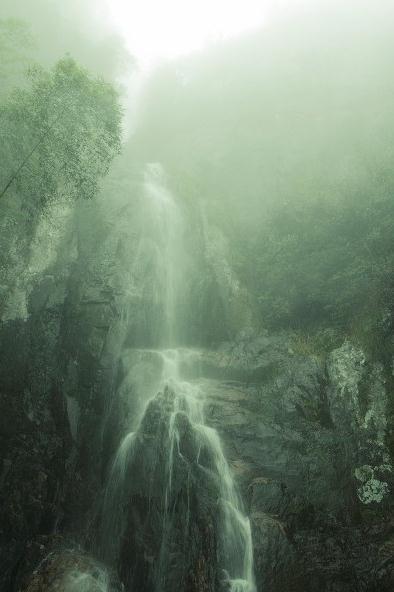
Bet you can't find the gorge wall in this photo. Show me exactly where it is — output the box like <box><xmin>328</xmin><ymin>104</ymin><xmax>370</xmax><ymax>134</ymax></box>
<box><xmin>0</xmin><ymin>160</ymin><xmax>393</xmax><ymax>592</ymax></box>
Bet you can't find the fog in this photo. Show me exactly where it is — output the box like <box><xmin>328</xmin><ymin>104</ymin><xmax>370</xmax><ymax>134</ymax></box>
<box><xmin>0</xmin><ymin>0</ymin><xmax>132</xmax><ymax>79</ymax></box>
<box><xmin>1</xmin><ymin>0</ymin><xmax>393</xmax><ymax>356</ymax></box>
<box><xmin>1</xmin><ymin>2</ymin><xmax>394</xmax><ymax>591</ymax></box>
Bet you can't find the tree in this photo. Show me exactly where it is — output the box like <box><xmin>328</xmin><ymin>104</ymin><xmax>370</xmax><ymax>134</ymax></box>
<box><xmin>0</xmin><ymin>56</ymin><xmax>122</xmax><ymax>205</ymax></box>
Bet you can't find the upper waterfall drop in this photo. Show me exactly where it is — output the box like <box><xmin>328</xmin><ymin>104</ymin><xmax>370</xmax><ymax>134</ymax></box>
<box><xmin>140</xmin><ymin>163</ymin><xmax>185</xmax><ymax>347</ymax></box>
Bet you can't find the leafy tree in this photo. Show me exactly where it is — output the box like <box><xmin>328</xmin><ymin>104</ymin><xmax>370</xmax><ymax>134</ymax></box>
<box><xmin>0</xmin><ymin>56</ymin><xmax>122</xmax><ymax>205</ymax></box>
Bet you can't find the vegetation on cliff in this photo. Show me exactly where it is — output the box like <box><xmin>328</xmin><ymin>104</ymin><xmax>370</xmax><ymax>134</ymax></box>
<box><xmin>0</xmin><ymin>21</ymin><xmax>122</xmax><ymax>206</ymax></box>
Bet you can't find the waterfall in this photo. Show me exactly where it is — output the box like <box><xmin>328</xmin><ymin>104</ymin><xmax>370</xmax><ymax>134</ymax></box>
<box><xmin>133</xmin><ymin>162</ymin><xmax>185</xmax><ymax>346</ymax></box>
<box><xmin>98</xmin><ymin>164</ymin><xmax>255</xmax><ymax>592</ymax></box>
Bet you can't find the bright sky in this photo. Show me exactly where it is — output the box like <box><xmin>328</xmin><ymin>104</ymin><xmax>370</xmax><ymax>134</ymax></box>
<box><xmin>106</xmin><ymin>0</ymin><xmax>266</xmax><ymax>69</ymax></box>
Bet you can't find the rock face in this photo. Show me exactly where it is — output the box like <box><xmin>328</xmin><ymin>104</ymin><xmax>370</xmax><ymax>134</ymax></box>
<box><xmin>0</xmin><ymin>182</ymin><xmax>137</xmax><ymax>589</ymax></box>
<box><xmin>199</xmin><ymin>336</ymin><xmax>394</xmax><ymax>592</ymax></box>
<box><xmin>1</xmin><ymin>175</ymin><xmax>393</xmax><ymax>590</ymax></box>
<box><xmin>97</xmin><ymin>335</ymin><xmax>394</xmax><ymax>591</ymax></box>
<box><xmin>1</xmin><ymin>292</ymin><xmax>393</xmax><ymax>592</ymax></box>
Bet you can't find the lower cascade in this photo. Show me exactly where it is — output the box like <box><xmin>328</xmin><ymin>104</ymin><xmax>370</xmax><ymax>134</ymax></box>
<box><xmin>98</xmin><ymin>348</ymin><xmax>256</xmax><ymax>592</ymax></box>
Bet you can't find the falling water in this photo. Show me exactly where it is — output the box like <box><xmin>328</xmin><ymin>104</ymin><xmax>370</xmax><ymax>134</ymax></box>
<box><xmin>156</xmin><ymin>349</ymin><xmax>256</xmax><ymax>592</ymax></box>
<box><xmin>63</xmin><ymin>569</ymin><xmax>109</xmax><ymax>592</ymax></box>
<box><xmin>99</xmin><ymin>163</ymin><xmax>255</xmax><ymax>592</ymax></box>
<box><xmin>99</xmin><ymin>431</ymin><xmax>136</xmax><ymax>563</ymax></box>
<box><xmin>133</xmin><ymin>163</ymin><xmax>185</xmax><ymax>346</ymax></box>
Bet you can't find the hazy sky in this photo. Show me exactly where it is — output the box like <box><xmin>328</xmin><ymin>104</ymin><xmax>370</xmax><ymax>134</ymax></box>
<box><xmin>2</xmin><ymin>0</ymin><xmax>392</xmax><ymax>81</ymax></box>
<box><xmin>105</xmin><ymin>0</ymin><xmax>266</xmax><ymax>69</ymax></box>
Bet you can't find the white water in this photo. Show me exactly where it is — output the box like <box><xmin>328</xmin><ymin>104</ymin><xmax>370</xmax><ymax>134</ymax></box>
<box><xmin>100</xmin><ymin>163</ymin><xmax>255</xmax><ymax>591</ymax></box>
<box><xmin>63</xmin><ymin>565</ymin><xmax>110</xmax><ymax>592</ymax></box>
<box><xmin>133</xmin><ymin>163</ymin><xmax>185</xmax><ymax>346</ymax></box>
<box><xmin>100</xmin><ymin>431</ymin><xmax>136</xmax><ymax>562</ymax></box>
<box><xmin>158</xmin><ymin>349</ymin><xmax>256</xmax><ymax>592</ymax></box>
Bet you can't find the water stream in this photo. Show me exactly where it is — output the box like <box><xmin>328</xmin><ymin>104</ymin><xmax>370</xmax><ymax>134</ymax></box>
<box><xmin>98</xmin><ymin>164</ymin><xmax>255</xmax><ymax>591</ymax></box>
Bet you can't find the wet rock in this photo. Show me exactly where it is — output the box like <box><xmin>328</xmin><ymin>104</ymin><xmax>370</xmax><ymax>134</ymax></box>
<box><xmin>251</xmin><ymin>511</ymin><xmax>298</xmax><ymax>592</ymax></box>
<box><xmin>15</xmin><ymin>537</ymin><xmax>121</xmax><ymax>592</ymax></box>
<box><xmin>199</xmin><ymin>337</ymin><xmax>394</xmax><ymax>591</ymax></box>
<box><xmin>326</xmin><ymin>342</ymin><xmax>367</xmax><ymax>429</ymax></box>
<box><xmin>116</xmin><ymin>385</ymin><xmax>219</xmax><ymax>592</ymax></box>
<box><xmin>327</xmin><ymin>342</ymin><xmax>392</xmax><ymax>508</ymax></box>
<box><xmin>248</xmin><ymin>478</ymin><xmax>290</xmax><ymax>518</ymax></box>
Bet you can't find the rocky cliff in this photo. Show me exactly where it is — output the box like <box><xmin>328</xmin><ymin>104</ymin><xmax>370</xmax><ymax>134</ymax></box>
<box><xmin>0</xmin><ymin>172</ymin><xmax>393</xmax><ymax>592</ymax></box>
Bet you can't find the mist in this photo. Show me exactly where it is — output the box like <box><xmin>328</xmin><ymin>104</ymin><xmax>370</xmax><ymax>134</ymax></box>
<box><xmin>0</xmin><ymin>0</ymin><xmax>133</xmax><ymax>80</ymax></box>
<box><xmin>1</xmin><ymin>2</ymin><xmax>393</xmax><ymax>592</ymax></box>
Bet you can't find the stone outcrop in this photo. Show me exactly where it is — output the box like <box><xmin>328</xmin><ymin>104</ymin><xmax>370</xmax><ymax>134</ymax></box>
<box><xmin>14</xmin><ymin>536</ymin><xmax>121</xmax><ymax>592</ymax></box>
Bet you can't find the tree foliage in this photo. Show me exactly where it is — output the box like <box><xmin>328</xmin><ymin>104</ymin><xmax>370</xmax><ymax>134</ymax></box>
<box><xmin>235</xmin><ymin>186</ymin><xmax>394</xmax><ymax>342</ymax></box>
<box><xmin>0</xmin><ymin>55</ymin><xmax>122</xmax><ymax>205</ymax></box>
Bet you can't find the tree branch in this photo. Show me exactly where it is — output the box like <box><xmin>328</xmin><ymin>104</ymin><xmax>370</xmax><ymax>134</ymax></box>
<box><xmin>0</xmin><ymin>114</ymin><xmax>61</xmax><ymax>201</ymax></box>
